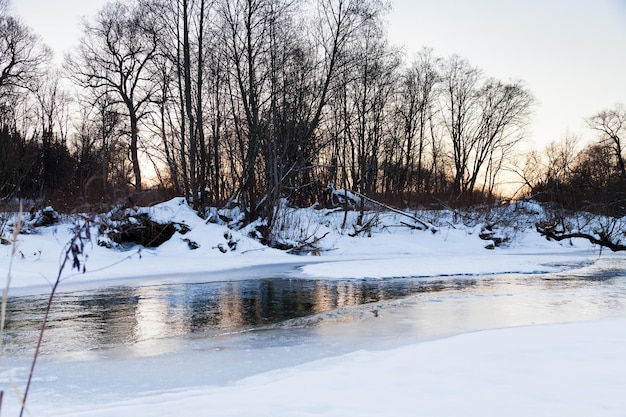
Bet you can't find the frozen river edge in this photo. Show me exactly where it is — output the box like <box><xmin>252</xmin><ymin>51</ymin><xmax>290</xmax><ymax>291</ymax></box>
<box><xmin>67</xmin><ymin>317</ymin><xmax>626</xmax><ymax>417</ymax></box>
<box><xmin>3</xmin><ymin>254</ymin><xmax>626</xmax><ymax>417</ymax></box>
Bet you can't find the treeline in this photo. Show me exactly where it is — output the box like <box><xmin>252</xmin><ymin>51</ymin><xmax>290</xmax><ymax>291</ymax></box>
<box><xmin>1</xmin><ymin>0</ymin><xmax>624</xmax><ymax>221</ymax></box>
<box><xmin>519</xmin><ymin>105</ymin><xmax>626</xmax><ymax>216</ymax></box>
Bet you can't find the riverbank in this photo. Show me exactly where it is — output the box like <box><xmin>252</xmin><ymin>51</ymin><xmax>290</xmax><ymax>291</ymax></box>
<box><xmin>1</xmin><ymin>198</ymin><xmax>604</xmax><ymax>295</ymax></box>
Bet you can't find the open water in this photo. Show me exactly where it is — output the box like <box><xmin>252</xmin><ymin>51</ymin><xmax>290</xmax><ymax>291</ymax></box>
<box><xmin>3</xmin><ymin>255</ymin><xmax>626</xmax><ymax>359</ymax></box>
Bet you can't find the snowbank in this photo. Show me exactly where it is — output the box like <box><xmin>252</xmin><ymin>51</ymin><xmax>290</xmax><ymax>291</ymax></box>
<box><xmin>1</xmin><ymin>198</ymin><xmax>601</xmax><ymax>294</ymax></box>
<box><xmin>12</xmin><ymin>317</ymin><xmax>626</xmax><ymax>417</ymax></box>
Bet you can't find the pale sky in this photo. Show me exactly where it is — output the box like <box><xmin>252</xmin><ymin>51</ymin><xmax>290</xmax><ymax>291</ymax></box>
<box><xmin>387</xmin><ymin>0</ymin><xmax>626</xmax><ymax>149</ymax></box>
<box><xmin>12</xmin><ymin>0</ymin><xmax>626</xmax><ymax>150</ymax></box>
<box><xmin>12</xmin><ymin>0</ymin><xmax>110</xmax><ymax>57</ymax></box>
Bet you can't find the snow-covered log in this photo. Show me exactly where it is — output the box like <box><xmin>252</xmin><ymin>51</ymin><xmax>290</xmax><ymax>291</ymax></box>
<box><xmin>327</xmin><ymin>184</ymin><xmax>435</xmax><ymax>231</ymax></box>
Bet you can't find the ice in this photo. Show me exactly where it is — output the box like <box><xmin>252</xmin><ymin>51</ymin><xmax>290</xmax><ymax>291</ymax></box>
<box><xmin>4</xmin><ymin>314</ymin><xmax>625</xmax><ymax>417</ymax></box>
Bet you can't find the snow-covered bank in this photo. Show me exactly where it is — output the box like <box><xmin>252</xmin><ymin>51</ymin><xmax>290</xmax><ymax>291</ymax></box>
<box><xmin>8</xmin><ymin>317</ymin><xmax>625</xmax><ymax>417</ymax></box>
<box><xmin>1</xmin><ymin>198</ymin><xmax>602</xmax><ymax>294</ymax></box>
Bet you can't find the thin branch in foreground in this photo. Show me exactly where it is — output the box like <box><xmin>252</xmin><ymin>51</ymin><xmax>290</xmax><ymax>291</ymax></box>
<box><xmin>1</xmin><ymin>203</ymin><xmax>24</xmax><ymax>415</ymax></box>
<box><xmin>19</xmin><ymin>217</ymin><xmax>92</xmax><ymax>417</ymax></box>
<box><xmin>1</xmin><ymin>202</ymin><xmax>23</xmax><ymax>343</ymax></box>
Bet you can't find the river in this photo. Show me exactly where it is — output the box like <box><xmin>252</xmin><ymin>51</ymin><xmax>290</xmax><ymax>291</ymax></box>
<box><xmin>1</xmin><ymin>254</ymin><xmax>626</xmax><ymax>404</ymax></box>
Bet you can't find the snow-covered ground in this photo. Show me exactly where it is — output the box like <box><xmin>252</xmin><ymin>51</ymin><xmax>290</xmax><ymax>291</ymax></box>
<box><xmin>26</xmin><ymin>317</ymin><xmax>624</xmax><ymax>417</ymax></box>
<box><xmin>1</xmin><ymin>198</ymin><xmax>625</xmax><ymax>416</ymax></box>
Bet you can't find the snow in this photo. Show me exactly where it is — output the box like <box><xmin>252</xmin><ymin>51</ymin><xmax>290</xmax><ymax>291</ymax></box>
<box><xmin>1</xmin><ymin>198</ymin><xmax>625</xmax><ymax>416</ymax></box>
<box><xmin>9</xmin><ymin>318</ymin><xmax>626</xmax><ymax>417</ymax></box>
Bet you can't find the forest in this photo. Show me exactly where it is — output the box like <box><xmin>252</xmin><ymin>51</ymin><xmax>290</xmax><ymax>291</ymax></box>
<box><xmin>1</xmin><ymin>0</ymin><xmax>625</xmax><ymax>225</ymax></box>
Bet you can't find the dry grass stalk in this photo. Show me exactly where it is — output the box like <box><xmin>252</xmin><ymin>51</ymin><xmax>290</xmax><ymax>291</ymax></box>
<box><xmin>1</xmin><ymin>201</ymin><xmax>24</xmax><ymax>413</ymax></box>
<box><xmin>1</xmin><ymin>201</ymin><xmax>23</xmax><ymax>342</ymax></box>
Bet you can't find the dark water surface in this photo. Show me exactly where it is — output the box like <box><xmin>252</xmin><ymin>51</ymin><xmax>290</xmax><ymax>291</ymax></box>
<box><xmin>2</xmin><ymin>255</ymin><xmax>626</xmax><ymax>359</ymax></box>
<box><xmin>2</xmin><ymin>277</ymin><xmax>476</xmax><ymax>356</ymax></box>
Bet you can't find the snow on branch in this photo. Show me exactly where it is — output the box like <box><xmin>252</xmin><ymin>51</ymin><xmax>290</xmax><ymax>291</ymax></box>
<box><xmin>328</xmin><ymin>183</ymin><xmax>435</xmax><ymax>231</ymax></box>
<box><xmin>328</xmin><ymin>185</ymin><xmax>363</xmax><ymax>208</ymax></box>
<box><xmin>352</xmin><ymin>190</ymin><xmax>435</xmax><ymax>231</ymax></box>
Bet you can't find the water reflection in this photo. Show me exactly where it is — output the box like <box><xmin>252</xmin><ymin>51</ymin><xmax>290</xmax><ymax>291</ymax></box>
<box><xmin>2</xmin><ymin>259</ymin><xmax>626</xmax><ymax>358</ymax></box>
<box><xmin>1</xmin><ymin>277</ymin><xmax>477</xmax><ymax>356</ymax></box>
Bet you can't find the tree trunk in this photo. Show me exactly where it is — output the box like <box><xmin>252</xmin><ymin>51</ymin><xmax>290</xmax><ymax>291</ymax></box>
<box><xmin>130</xmin><ymin>112</ymin><xmax>142</xmax><ymax>190</ymax></box>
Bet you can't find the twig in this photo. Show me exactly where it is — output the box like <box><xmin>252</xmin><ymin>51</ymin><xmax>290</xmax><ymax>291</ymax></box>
<box><xmin>60</xmin><ymin>249</ymin><xmax>142</xmax><ymax>283</ymax></box>
<box><xmin>19</xmin><ymin>218</ymin><xmax>92</xmax><ymax>417</ymax></box>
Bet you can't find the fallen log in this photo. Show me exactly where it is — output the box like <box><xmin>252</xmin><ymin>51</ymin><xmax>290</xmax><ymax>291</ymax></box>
<box><xmin>349</xmin><ymin>190</ymin><xmax>435</xmax><ymax>231</ymax></box>
<box><xmin>536</xmin><ymin>223</ymin><xmax>626</xmax><ymax>252</ymax></box>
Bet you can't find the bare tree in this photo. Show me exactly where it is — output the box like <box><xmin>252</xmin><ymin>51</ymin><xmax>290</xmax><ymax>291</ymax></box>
<box><xmin>469</xmin><ymin>78</ymin><xmax>533</xmax><ymax>194</ymax></box>
<box><xmin>70</xmin><ymin>91</ymin><xmax>125</xmax><ymax>196</ymax></box>
<box><xmin>343</xmin><ymin>27</ymin><xmax>399</xmax><ymax>198</ymax></box>
<box><xmin>546</xmin><ymin>134</ymin><xmax>579</xmax><ymax>184</ymax></box>
<box><xmin>163</xmin><ymin>0</ymin><xmax>214</xmax><ymax>207</ymax></box>
<box><xmin>66</xmin><ymin>1</ymin><xmax>160</xmax><ymax>191</ymax></box>
<box><xmin>587</xmin><ymin>104</ymin><xmax>626</xmax><ymax>179</ymax></box>
<box><xmin>440</xmin><ymin>55</ymin><xmax>481</xmax><ymax>196</ymax></box>
<box><xmin>515</xmin><ymin>134</ymin><xmax>581</xmax><ymax>204</ymax></box>
<box><xmin>218</xmin><ymin>0</ymin><xmax>273</xmax><ymax>218</ymax></box>
<box><xmin>572</xmin><ymin>143</ymin><xmax>616</xmax><ymax>191</ymax></box>
<box><xmin>440</xmin><ymin>56</ymin><xmax>532</xmax><ymax>198</ymax></box>
<box><xmin>217</xmin><ymin>0</ymin><xmax>388</xmax><ymax>221</ymax></box>
<box><xmin>0</xmin><ymin>15</ymin><xmax>50</xmax><ymax>95</ymax></box>
<box><xmin>388</xmin><ymin>48</ymin><xmax>440</xmax><ymax>194</ymax></box>
<box><xmin>32</xmin><ymin>71</ymin><xmax>71</xmax><ymax>140</ymax></box>
<box><xmin>148</xmin><ymin>52</ymin><xmax>182</xmax><ymax>192</ymax></box>
<box><xmin>30</xmin><ymin>71</ymin><xmax>74</xmax><ymax>194</ymax></box>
